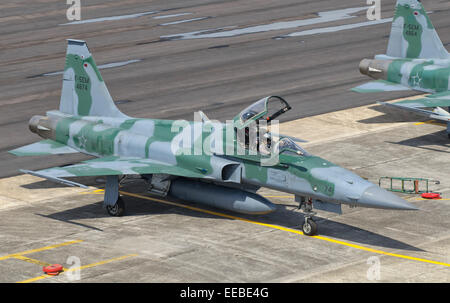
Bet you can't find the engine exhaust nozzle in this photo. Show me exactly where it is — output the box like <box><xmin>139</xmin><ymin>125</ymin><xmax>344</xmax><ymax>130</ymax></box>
<box><xmin>28</xmin><ymin>115</ymin><xmax>54</xmax><ymax>139</ymax></box>
<box><xmin>358</xmin><ymin>59</ymin><xmax>391</xmax><ymax>80</ymax></box>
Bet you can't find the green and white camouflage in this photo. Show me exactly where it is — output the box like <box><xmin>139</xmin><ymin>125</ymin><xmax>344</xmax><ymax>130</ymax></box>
<box><xmin>10</xmin><ymin>39</ymin><xmax>416</xmax><ymax>236</ymax></box>
<box><xmin>353</xmin><ymin>0</ymin><xmax>450</xmax><ymax>137</ymax></box>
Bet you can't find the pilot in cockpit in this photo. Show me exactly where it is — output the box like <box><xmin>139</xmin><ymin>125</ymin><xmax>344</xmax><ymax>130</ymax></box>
<box><xmin>235</xmin><ymin>96</ymin><xmax>291</xmax><ymax>154</ymax></box>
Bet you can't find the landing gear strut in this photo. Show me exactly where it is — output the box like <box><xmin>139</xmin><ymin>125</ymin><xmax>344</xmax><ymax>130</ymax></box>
<box><xmin>298</xmin><ymin>196</ymin><xmax>318</xmax><ymax>236</ymax></box>
<box><xmin>104</xmin><ymin>175</ymin><xmax>125</xmax><ymax>217</ymax></box>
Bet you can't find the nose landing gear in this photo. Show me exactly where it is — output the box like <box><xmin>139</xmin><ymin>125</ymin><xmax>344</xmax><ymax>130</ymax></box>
<box><xmin>297</xmin><ymin>196</ymin><xmax>318</xmax><ymax>236</ymax></box>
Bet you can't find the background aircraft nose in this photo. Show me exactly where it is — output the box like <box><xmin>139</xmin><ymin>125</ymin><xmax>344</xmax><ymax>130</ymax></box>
<box><xmin>358</xmin><ymin>186</ymin><xmax>418</xmax><ymax>210</ymax></box>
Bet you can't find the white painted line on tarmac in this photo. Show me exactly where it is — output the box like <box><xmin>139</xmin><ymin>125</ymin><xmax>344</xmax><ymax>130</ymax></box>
<box><xmin>281</xmin><ymin>18</ymin><xmax>392</xmax><ymax>38</ymax></box>
<box><xmin>160</xmin><ymin>17</ymin><xmax>211</xmax><ymax>26</ymax></box>
<box><xmin>60</xmin><ymin>11</ymin><xmax>158</xmax><ymax>25</ymax></box>
<box><xmin>153</xmin><ymin>13</ymin><xmax>193</xmax><ymax>20</ymax></box>
<box><xmin>160</xmin><ymin>6</ymin><xmax>369</xmax><ymax>40</ymax></box>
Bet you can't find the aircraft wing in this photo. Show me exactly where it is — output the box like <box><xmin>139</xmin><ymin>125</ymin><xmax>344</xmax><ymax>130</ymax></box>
<box><xmin>9</xmin><ymin>139</ymin><xmax>79</xmax><ymax>157</ymax></box>
<box><xmin>351</xmin><ymin>80</ymin><xmax>411</xmax><ymax>93</ymax></box>
<box><xmin>22</xmin><ymin>156</ymin><xmax>207</xmax><ymax>180</ymax></box>
<box><xmin>378</xmin><ymin>91</ymin><xmax>450</xmax><ymax>123</ymax></box>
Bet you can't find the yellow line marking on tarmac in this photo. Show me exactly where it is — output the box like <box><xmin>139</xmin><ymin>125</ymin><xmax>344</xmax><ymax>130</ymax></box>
<box><xmin>0</xmin><ymin>240</ymin><xmax>83</xmax><ymax>261</ymax></box>
<box><xmin>414</xmin><ymin>120</ymin><xmax>447</xmax><ymax>126</ymax></box>
<box><xmin>70</xmin><ymin>254</ymin><xmax>138</xmax><ymax>272</ymax></box>
<box><xmin>12</xmin><ymin>255</ymin><xmax>52</xmax><ymax>267</ymax></box>
<box><xmin>16</xmin><ymin>275</ymin><xmax>50</xmax><ymax>283</ymax></box>
<box><xmin>80</xmin><ymin>188</ymin><xmax>104</xmax><ymax>195</ymax></box>
<box><xmin>110</xmin><ymin>190</ymin><xmax>450</xmax><ymax>268</ymax></box>
<box><xmin>17</xmin><ymin>254</ymin><xmax>137</xmax><ymax>283</ymax></box>
<box><xmin>416</xmin><ymin>198</ymin><xmax>450</xmax><ymax>201</ymax></box>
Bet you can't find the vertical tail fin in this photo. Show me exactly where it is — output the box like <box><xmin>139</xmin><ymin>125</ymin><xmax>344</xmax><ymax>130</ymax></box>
<box><xmin>386</xmin><ymin>0</ymin><xmax>449</xmax><ymax>59</ymax></box>
<box><xmin>59</xmin><ymin>39</ymin><xmax>128</xmax><ymax>117</ymax></box>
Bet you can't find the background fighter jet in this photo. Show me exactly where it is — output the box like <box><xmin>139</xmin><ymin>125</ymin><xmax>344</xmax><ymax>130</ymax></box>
<box><xmin>353</xmin><ymin>0</ymin><xmax>450</xmax><ymax>138</ymax></box>
<box><xmin>9</xmin><ymin>39</ymin><xmax>416</xmax><ymax>236</ymax></box>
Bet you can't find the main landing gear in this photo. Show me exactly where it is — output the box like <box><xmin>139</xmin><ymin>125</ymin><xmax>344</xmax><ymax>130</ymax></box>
<box><xmin>298</xmin><ymin>196</ymin><xmax>318</xmax><ymax>236</ymax></box>
<box><xmin>104</xmin><ymin>175</ymin><xmax>125</xmax><ymax>217</ymax></box>
<box><xmin>106</xmin><ymin>197</ymin><xmax>125</xmax><ymax>216</ymax></box>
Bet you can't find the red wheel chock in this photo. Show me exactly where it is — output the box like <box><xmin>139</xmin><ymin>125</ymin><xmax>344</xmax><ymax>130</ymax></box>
<box><xmin>421</xmin><ymin>192</ymin><xmax>441</xmax><ymax>199</ymax></box>
<box><xmin>43</xmin><ymin>264</ymin><xmax>63</xmax><ymax>276</ymax></box>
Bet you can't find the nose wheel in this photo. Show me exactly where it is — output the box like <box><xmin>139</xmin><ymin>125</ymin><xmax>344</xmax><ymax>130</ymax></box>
<box><xmin>297</xmin><ymin>196</ymin><xmax>318</xmax><ymax>236</ymax></box>
<box><xmin>302</xmin><ymin>217</ymin><xmax>317</xmax><ymax>236</ymax></box>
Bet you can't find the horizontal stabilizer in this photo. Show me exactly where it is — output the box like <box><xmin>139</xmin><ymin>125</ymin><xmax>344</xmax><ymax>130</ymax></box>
<box><xmin>378</xmin><ymin>101</ymin><xmax>435</xmax><ymax>116</ymax></box>
<box><xmin>394</xmin><ymin>98</ymin><xmax>450</xmax><ymax>109</ymax></box>
<box><xmin>30</xmin><ymin>156</ymin><xmax>206</xmax><ymax>179</ymax></box>
<box><xmin>352</xmin><ymin>80</ymin><xmax>411</xmax><ymax>93</ymax></box>
<box><xmin>9</xmin><ymin>139</ymin><xmax>79</xmax><ymax>157</ymax></box>
<box><xmin>20</xmin><ymin>169</ymin><xmax>89</xmax><ymax>188</ymax></box>
<box><xmin>378</xmin><ymin>92</ymin><xmax>450</xmax><ymax>122</ymax></box>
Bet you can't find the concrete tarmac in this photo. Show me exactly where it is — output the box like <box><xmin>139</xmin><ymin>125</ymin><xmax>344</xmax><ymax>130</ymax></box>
<box><xmin>0</xmin><ymin>0</ymin><xmax>449</xmax><ymax>283</ymax></box>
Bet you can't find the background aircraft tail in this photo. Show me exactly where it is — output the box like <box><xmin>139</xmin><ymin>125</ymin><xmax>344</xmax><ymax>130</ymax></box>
<box><xmin>59</xmin><ymin>39</ymin><xmax>127</xmax><ymax>117</ymax></box>
<box><xmin>386</xmin><ymin>0</ymin><xmax>449</xmax><ymax>59</ymax></box>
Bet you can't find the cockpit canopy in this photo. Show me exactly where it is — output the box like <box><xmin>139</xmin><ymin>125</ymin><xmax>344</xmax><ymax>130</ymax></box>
<box><xmin>234</xmin><ymin>96</ymin><xmax>291</xmax><ymax>129</ymax></box>
<box><xmin>275</xmin><ymin>137</ymin><xmax>310</xmax><ymax>157</ymax></box>
<box><xmin>233</xmin><ymin>96</ymin><xmax>298</xmax><ymax>156</ymax></box>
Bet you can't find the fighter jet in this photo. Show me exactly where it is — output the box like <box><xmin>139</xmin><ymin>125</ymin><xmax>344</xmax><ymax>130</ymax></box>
<box><xmin>353</xmin><ymin>0</ymin><xmax>450</xmax><ymax>138</ymax></box>
<box><xmin>9</xmin><ymin>39</ymin><xmax>416</xmax><ymax>236</ymax></box>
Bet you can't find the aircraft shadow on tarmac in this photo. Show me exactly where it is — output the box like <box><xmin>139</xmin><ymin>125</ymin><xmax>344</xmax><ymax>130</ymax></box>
<box><xmin>357</xmin><ymin>105</ymin><xmax>450</xmax><ymax>152</ymax></box>
<box><xmin>246</xmin><ymin>205</ymin><xmax>423</xmax><ymax>252</ymax></box>
<box><xmin>385</xmin><ymin>131</ymin><xmax>450</xmax><ymax>154</ymax></box>
<box><xmin>22</xmin><ymin>179</ymin><xmax>70</xmax><ymax>189</ymax></box>
<box><xmin>26</xmin><ymin>180</ymin><xmax>423</xmax><ymax>253</ymax></box>
<box><xmin>32</xmin><ymin>186</ymin><xmax>229</xmax><ymax>232</ymax></box>
<box><xmin>358</xmin><ymin>104</ymin><xmax>427</xmax><ymax>124</ymax></box>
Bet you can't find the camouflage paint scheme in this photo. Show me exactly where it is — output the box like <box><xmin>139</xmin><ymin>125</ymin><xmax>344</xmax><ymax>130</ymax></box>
<box><xmin>10</xmin><ymin>38</ymin><xmax>416</xmax><ymax>220</ymax></box>
<box><xmin>353</xmin><ymin>0</ymin><xmax>450</xmax><ymax>135</ymax></box>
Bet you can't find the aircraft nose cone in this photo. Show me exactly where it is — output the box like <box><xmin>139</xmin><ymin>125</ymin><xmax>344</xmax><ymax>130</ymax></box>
<box><xmin>358</xmin><ymin>186</ymin><xmax>418</xmax><ymax>210</ymax></box>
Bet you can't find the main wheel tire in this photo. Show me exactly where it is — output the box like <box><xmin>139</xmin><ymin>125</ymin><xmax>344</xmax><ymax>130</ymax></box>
<box><xmin>302</xmin><ymin>218</ymin><xmax>318</xmax><ymax>236</ymax></box>
<box><xmin>106</xmin><ymin>197</ymin><xmax>125</xmax><ymax>217</ymax></box>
